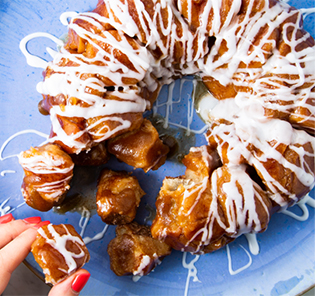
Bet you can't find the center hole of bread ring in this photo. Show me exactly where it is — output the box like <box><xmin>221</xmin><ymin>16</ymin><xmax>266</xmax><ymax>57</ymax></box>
<box><xmin>147</xmin><ymin>77</ymin><xmax>211</xmax><ymax>162</ymax></box>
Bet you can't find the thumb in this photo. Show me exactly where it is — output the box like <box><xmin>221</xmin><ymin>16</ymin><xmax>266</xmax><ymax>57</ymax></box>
<box><xmin>48</xmin><ymin>269</ymin><xmax>90</xmax><ymax>296</ymax></box>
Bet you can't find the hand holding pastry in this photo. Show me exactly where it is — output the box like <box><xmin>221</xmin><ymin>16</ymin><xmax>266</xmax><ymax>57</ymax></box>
<box><xmin>31</xmin><ymin>223</ymin><xmax>90</xmax><ymax>286</ymax></box>
<box><xmin>0</xmin><ymin>214</ymin><xmax>90</xmax><ymax>296</ymax></box>
<box><xmin>0</xmin><ymin>214</ymin><xmax>48</xmax><ymax>294</ymax></box>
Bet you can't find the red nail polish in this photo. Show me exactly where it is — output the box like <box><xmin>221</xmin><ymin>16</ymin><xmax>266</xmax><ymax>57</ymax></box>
<box><xmin>33</xmin><ymin>220</ymin><xmax>51</xmax><ymax>229</ymax></box>
<box><xmin>72</xmin><ymin>273</ymin><xmax>90</xmax><ymax>293</ymax></box>
<box><xmin>23</xmin><ymin>216</ymin><xmax>42</xmax><ymax>224</ymax></box>
<box><xmin>0</xmin><ymin>213</ymin><xmax>13</xmax><ymax>224</ymax></box>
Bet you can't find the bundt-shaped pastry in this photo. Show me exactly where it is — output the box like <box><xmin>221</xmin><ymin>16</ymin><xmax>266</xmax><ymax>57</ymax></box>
<box><xmin>31</xmin><ymin>223</ymin><xmax>90</xmax><ymax>285</ymax></box>
<box><xmin>19</xmin><ymin>144</ymin><xmax>74</xmax><ymax>211</ymax></box>
<box><xmin>34</xmin><ymin>0</ymin><xmax>314</xmax><ymax>157</ymax></box>
<box><xmin>36</xmin><ymin>0</ymin><xmax>210</xmax><ymax>155</ymax></box>
<box><xmin>21</xmin><ymin>0</ymin><xmax>314</xmax><ymax>255</ymax></box>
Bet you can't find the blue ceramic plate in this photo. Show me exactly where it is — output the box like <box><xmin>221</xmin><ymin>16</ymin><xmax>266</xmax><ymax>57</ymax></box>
<box><xmin>0</xmin><ymin>1</ymin><xmax>314</xmax><ymax>295</ymax></box>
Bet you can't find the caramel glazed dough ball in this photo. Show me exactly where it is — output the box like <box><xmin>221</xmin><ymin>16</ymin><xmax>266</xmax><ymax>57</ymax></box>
<box><xmin>31</xmin><ymin>224</ymin><xmax>90</xmax><ymax>285</ymax></box>
<box><xmin>96</xmin><ymin>169</ymin><xmax>145</xmax><ymax>225</ymax></box>
<box><xmin>107</xmin><ymin>222</ymin><xmax>172</xmax><ymax>277</ymax></box>
<box><xmin>19</xmin><ymin>144</ymin><xmax>74</xmax><ymax>212</ymax></box>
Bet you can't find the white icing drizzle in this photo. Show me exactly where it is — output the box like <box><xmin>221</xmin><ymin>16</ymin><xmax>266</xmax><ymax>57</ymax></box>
<box><xmin>0</xmin><ymin>198</ymin><xmax>25</xmax><ymax>217</ymax></box>
<box><xmin>226</xmin><ymin>244</ymin><xmax>253</xmax><ymax>275</ymax></box>
<box><xmin>185</xmin><ymin>0</ymin><xmax>315</xmax><ymax>208</ymax></box>
<box><xmin>19</xmin><ymin>32</ymin><xmax>64</xmax><ymax>69</ymax></box>
<box><xmin>20</xmin><ymin>10</ymin><xmax>153</xmax><ymax>153</ymax></box>
<box><xmin>19</xmin><ymin>0</ymin><xmax>209</xmax><ymax>152</ymax></box>
<box><xmin>213</xmin><ymin>165</ymin><xmax>270</xmax><ymax>236</ymax></box>
<box><xmin>0</xmin><ymin>170</ymin><xmax>16</xmax><ymax>177</ymax></box>
<box><xmin>208</xmin><ymin>117</ymin><xmax>315</xmax><ymax>207</ymax></box>
<box><xmin>132</xmin><ymin>275</ymin><xmax>142</xmax><ymax>283</ymax></box>
<box><xmin>15</xmin><ymin>0</ymin><xmax>315</xmax><ymax>291</ymax></box>
<box><xmin>59</xmin><ymin>11</ymin><xmax>79</xmax><ymax>26</ymax></box>
<box><xmin>0</xmin><ymin>130</ymin><xmax>72</xmax><ymax>202</ymax></box>
<box><xmin>225</xmin><ymin>194</ymin><xmax>315</xmax><ymax>276</ymax></box>
<box><xmin>153</xmin><ymin>79</ymin><xmax>208</xmax><ymax>135</ymax></box>
<box><xmin>19</xmin><ymin>152</ymin><xmax>72</xmax><ymax>174</ymax></box>
<box><xmin>0</xmin><ymin>198</ymin><xmax>12</xmax><ymax>216</ymax></box>
<box><xmin>18</xmin><ymin>147</ymin><xmax>74</xmax><ymax>200</ymax></box>
<box><xmin>18</xmin><ymin>0</ymin><xmax>314</xmax><ymax>204</ymax></box>
<box><xmin>306</xmin><ymin>195</ymin><xmax>315</xmax><ymax>208</ymax></box>
<box><xmin>0</xmin><ymin>129</ymin><xmax>48</xmax><ymax>161</ymax></box>
<box><xmin>182</xmin><ymin>252</ymin><xmax>201</xmax><ymax>296</ymax></box>
<box><xmin>133</xmin><ymin>255</ymin><xmax>151</xmax><ymax>277</ymax></box>
<box><xmin>281</xmin><ymin>194</ymin><xmax>315</xmax><ymax>221</ymax></box>
<box><xmin>83</xmin><ymin>224</ymin><xmax>109</xmax><ymax>245</ymax></box>
<box><xmin>300</xmin><ymin>8</ymin><xmax>315</xmax><ymax>18</ymax></box>
<box><xmin>18</xmin><ymin>2</ymin><xmax>314</xmax><ymax>236</ymax></box>
<box><xmin>244</xmin><ymin>233</ymin><xmax>260</xmax><ymax>255</ymax></box>
<box><xmin>79</xmin><ymin>207</ymin><xmax>91</xmax><ymax>238</ymax></box>
<box><xmin>178</xmin><ymin>148</ymin><xmax>270</xmax><ymax>253</ymax></box>
<box><xmin>38</xmin><ymin>224</ymin><xmax>87</xmax><ymax>275</ymax></box>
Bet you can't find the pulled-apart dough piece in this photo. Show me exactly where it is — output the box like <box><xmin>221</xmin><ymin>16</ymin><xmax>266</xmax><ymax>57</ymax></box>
<box><xmin>107</xmin><ymin>222</ymin><xmax>171</xmax><ymax>276</ymax></box>
<box><xmin>108</xmin><ymin>119</ymin><xmax>169</xmax><ymax>172</ymax></box>
<box><xmin>70</xmin><ymin>141</ymin><xmax>109</xmax><ymax>166</ymax></box>
<box><xmin>151</xmin><ymin>146</ymin><xmax>272</xmax><ymax>253</ymax></box>
<box><xmin>31</xmin><ymin>224</ymin><xmax>90</xmax><ymax>285</ymax></box>
<box><xmin>96</xmin><ymin>169</ymin><xmax>145</xmax><ymax>224</ymax></box>
<box><xmin>19</xmin><ymin>144</ymin><xmax>74</xmax><ymax>211</ymax></box>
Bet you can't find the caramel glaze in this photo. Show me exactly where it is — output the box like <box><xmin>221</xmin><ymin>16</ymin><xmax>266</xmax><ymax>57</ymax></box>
<box><xmin>96</xmin><ymin>169</ymin><xmax>145</xmax><ymax>224</ymax></box>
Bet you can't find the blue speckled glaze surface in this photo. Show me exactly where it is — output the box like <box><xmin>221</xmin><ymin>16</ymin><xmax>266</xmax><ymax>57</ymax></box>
<box><xmin>0</xmin><ymin>1</ymin><xmax>314</xmax><ymax>295</ymax></box>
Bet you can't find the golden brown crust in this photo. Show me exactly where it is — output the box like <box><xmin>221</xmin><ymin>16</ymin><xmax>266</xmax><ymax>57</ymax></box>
<box><xmin>20</xmin><ymin>0</ymin><xmax>315</xmax><ymax>270</ymax></box>
<box><xmin>70</xmin><ymin>141</ymin><xmax>110</xmax><ymax>166</ymax></box>
<box><xmin>107</xmin><ymin>222</ymin><xmax>171</xmax><ymax>276</ymax></box>
<box><xmin>96</xmin><ymin>169</ymin><xmax>145</xmax><ymax>224</ymax></box>
<box><xmin>151</xmin><ymin>146</ymin><xmax>272</xmax><ymax>253</ymax></box>
<box><xmin>151</xmin><ymin>146</ymin><xmax>217</xmax><ymax>252</ymax></box>
<box><xmin>108</xmin><ymin>119</ymin><xmax>170</xmax><ymax>172</ymax></box>
<box><xmin>207</xmin><ymin>122</ymin><xmax>315</xmax><ymax>206</ymax></box>
<box><xmin>31</xmin><ymin>224</ymin><xmax>90</xmax><ymax>285</ymax></box>
<box><xmin>19</xmin><ymin>144</ymin><xmax>74</xmax><ymax>212</ymax></box>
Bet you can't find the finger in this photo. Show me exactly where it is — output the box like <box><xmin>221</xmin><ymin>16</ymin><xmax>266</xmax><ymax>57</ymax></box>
<box><xmin>0</xmin><ymin>216</ymin><xmax>42</xmax><ymax>248</ymax></box>
<box><xmin>0</xmin><ymin>213</ymin><xmax>14</xmax><ymax>224</ymax></box>
<box><xmin>0</xmin><ymin>221</ymin><xmax>50</xmax><ymax>294</ymax></box>
<box><xmin>48</xmin><ymin>269</ymin><xmax>90</xmax><ymax>296</ymax></box>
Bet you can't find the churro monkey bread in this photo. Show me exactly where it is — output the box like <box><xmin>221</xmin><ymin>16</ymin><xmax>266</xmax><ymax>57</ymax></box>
<box><xmin>21</xmin><ymin>0</ymin><xmax>314</xmax><ymax>258</ymax></box>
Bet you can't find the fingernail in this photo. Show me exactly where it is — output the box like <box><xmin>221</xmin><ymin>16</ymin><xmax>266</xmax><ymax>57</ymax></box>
<box><xmin>0</xmin><ymin>213</ymin><xmax>13</xmax><ymax>224</ymax></box>
<box><xmin>23</xmin><ymin>216</ymin><xmax>42</xmax><ymax>224</ymax></box>
<box><xmin>33</xmin><ymin>220</ymin><xmax>51</xmax><ymax>229</ymax></box>
<box><xmin>72</xmin><ymin>272</ymin><xmax>90</xmax><ymax>293</ymax></box>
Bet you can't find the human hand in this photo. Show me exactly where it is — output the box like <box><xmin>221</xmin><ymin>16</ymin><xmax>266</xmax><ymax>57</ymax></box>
<box><xmin>0</xmin><ymin>213</ymin><xmax>90</xmax><ymax>295</ymax></box>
